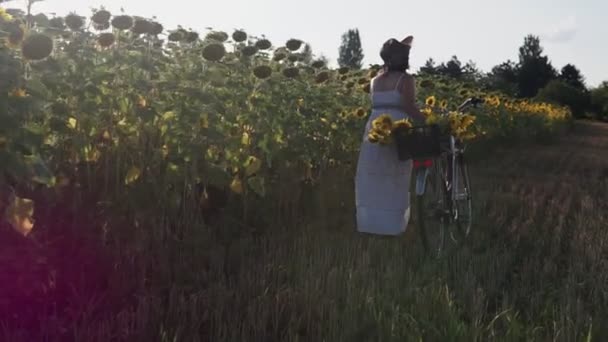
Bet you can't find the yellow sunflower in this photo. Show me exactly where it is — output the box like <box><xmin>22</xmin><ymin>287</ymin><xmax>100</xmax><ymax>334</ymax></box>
<box><xmin>0</xmin><ymin>7</ymin><xmax>13</xmax><ymax>22</ymax></box>
<box><xmin>425</xmin><ymin>96</ymin><xmax>436</xmax><ymax>107</ymax></box>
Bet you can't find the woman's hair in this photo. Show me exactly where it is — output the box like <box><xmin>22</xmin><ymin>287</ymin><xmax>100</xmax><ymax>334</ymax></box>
<box><xmin>380</xmin><ymin>38</ymin><xmax>410</xmax><ymax>72</ymax></box>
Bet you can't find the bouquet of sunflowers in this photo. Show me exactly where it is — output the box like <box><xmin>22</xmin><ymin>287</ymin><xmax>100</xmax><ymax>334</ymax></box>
<box><xmin>367</xmin><ymin>114</ymin><xmax>413</xmax><ymax>145</ymax></box>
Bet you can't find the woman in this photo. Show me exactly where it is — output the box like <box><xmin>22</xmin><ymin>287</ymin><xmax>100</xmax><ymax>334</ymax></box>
<box><xmin>355</xmin><ymin>36</ymin><xmax>426</xmax><ymax>236</ymax></box>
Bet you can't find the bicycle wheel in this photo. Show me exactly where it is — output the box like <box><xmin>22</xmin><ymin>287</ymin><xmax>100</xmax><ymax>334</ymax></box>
<box><xmin>415</xmin><ymin>159</ymin><xmax>448</xmax><ymax>257</ymax></box>
<box><xmin>451</xmin><ymin>153</ymin><xmax>472</xmax><ymax>241</ymax></box>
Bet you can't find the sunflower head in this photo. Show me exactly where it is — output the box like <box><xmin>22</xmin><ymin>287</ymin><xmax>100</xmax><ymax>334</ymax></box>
<box><xmin>91</xmin><ymin>9</ymin><xmax>111</xmax><ymax>25</ymax></box>
<box><xmin>232</xmin><ymin>30</ymin><xmax>247</xmax><ymax>42</ymax></box>
<box><xmin>202</xmin><ymin>43</ymin><xmax>226</xmax><ymax>62</ymax></box>
<box><xmin>65</xmin><ymin>13</ymin><xmax>85</xmax><ymax>30</ymax></box>
<box><xmin>355</xmin><ymin>107</ymin><xmax>366</xmax><ymax>118</ymax></box>
<box><xmin>255</xmin><ymin>39</ymin><xmax>272</xmax><ymax>50</ymax></box>
<box><xmin>253</xmin><ymin>65</ymin><xmax>272</xmax><ymax>79</ymax></box>
<box><xmin>21</xmin><ymin>33</ymin><xmax>54</xmax><ymax>60</ymax></box>
<box><xmin>97</xmin><ymin>32</ymin><xmax>115</xmax><ymax>47</ymax></box>
<box><xmin>111</xmin><ymin>15</ymin><xmax>133</xmax><ymax>30</ymax></box>
<box><xmin>285</xmin><ymin>38</ymin><xmax>302</xmax><ymax>51</ymax></box>
<box><xmin>425</xmin><ymin>96</ymin><xmax>436</xmax><ymax>107</ymax></box>
<box><xmin>315</xmin><ymin>71</ymin><xmax>330</xmax><ymax>84</ymax></box>
<box><xmin>206</xmin><ymin>31</ymin><xmax>229</xmax><ymax>42</ymax></box>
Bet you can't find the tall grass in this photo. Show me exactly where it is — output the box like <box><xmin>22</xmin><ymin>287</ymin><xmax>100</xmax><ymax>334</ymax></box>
<box><xmin>2</xmin><ymin>122</ymin><xmax>608</xmax><ymax>341</ymax></box>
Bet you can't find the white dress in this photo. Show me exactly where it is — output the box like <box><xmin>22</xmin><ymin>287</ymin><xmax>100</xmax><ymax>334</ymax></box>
<box><xmin>355</xmin><ymin>81</ymin><xmax>413</xmax><ymax>236</ymax></box>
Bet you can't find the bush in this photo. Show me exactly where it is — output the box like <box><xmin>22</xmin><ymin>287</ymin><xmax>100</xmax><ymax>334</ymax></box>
<box><xmin>536</xmin><ymin>80</ymin><xmax>591</xmax><ymax>119</ymax></box>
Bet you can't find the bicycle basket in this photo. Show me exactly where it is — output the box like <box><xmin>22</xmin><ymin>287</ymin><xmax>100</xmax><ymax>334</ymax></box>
<box><xmin>393</xmin><ymin>124</ymin><xmax>442</xmax><ymax>161</ymax></box>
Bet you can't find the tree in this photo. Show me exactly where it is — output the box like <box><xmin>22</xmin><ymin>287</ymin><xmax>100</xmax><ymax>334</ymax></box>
<box><xmin>536</xmin><ymin>80</ymin><xmax>591</xmax><ymax>119</ymax></box>
<box><xmin>338</xmin><ymin>29</ymin><xmax>364</xmax><ymax>69</ymax></box>
<box><xmin>559</xmin><ymin>64</ymin><xmax>586</xmax><ymax>91</ymax></box>
<box><xmin>485</xmin><ymin>60</ymin><xmax>519</xmax><ymax>96</ymax></box>
<box><xmin>591</xmin><ymin>82</ymin><xmax>608</xmax><ymax>121</ymax></box>
<box><xmin>517</xmin><ymin>35</ymin><xmax>557</xmax><ymax>98</ymax></box>
<box><xmin>418</xmin><ymin>58</ymin><xmax>438</xmax><ymax>75</ymax></box>
<box><xmin>437</xmin><ymin>55</ymin><xmax>463</xmax><ymax>79</ymax></box>
<box><xmin>462</xmin><ymin>60</ymin><xmax>482</xmax><ymax>82</ymax></box>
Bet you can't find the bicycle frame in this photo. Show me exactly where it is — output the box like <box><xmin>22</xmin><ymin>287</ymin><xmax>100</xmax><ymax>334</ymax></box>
<box><xmin>414</xmin><ymin>98</ymin><xmax>478</xmax><ymax>198</ymax></box>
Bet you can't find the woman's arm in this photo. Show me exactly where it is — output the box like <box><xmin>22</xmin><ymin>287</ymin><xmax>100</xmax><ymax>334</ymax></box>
<box><xmin>401</xmin><ymin>75</ymin><xmax>426</xmax><ymax>125</ymax></box>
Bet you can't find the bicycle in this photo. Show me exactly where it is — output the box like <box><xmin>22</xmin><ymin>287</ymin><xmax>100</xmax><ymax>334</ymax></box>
<box><xmin>395</xmin><ymin>97</ymin><xmax>483</xmax><ymax>257</ymax></box>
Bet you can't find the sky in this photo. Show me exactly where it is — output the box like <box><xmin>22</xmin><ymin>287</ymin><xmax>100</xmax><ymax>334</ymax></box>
<box><xmin>7</xmin><ymin>0</ymin><xmax>608</xmax><ymax>86</ymax></box>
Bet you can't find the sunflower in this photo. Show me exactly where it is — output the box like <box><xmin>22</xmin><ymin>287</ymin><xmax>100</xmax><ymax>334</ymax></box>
<box><xmin>315</xmin><ymin>71</ymin><xmax>330</xmax><ymax>84</ymax></box>
<box><xmin>21</xmin><ymin>34</ymin><xmax>53</xmax><ymax>60</ymax></box>
<box><xmin>421</xmin><ymin>107</ymin><xmax>433</xmax><ymax>117</ymax></box>
<box><xmin>206</xmin><ymin>31</ymin><xmax>229</xmax><ymax>42</ymax></box>
<box><xmin>202</xmin><ymin>43</ymin><xmax>226</xmax><ymax>62</ymax></box>
<box><xmin>91</xmin><ymin>9</ymin><xmax>111</xmax><ymax>25</ymax></box>
<box><xmin>97</xmin><ymin>32</ymin><xmax>115</xmax><ymax>47</ymax></box>
<box><xmin>425</xmin><ymin>95</ymin><xmax>436</xmax><ymax>107</ymax></box>
<box><xmin>253</xmin><ymin>65</ymin><xmax>272</xmax><ymax>79</ymax></box>
<box><xmin>65</xmin><ymin>13</ymin><xmax>84</xmax><ymax>30</ymax></box>
<box><xmin>440</xmin><ymin>99</ymin><xmax>448</xmax><ymax>110</ymax></box>
<box><xmin>285</xmin><ymin>39</ymin><xmax>302</xmax><ymax>51</ymax></box>
<box><xmin>393</xmin><ymin>118</ymin><xmax>413</xmax><ymax>130</ymax></box>
<box><xmin>0</xmin><ymin>7</ymin><xmax>13</xmax><ymax>22</ymax></box>
<box><xmin>232</xmin><ymin>30</ymin><xmax>247</xmax><ymax>42</ymax></box>
<box><xmin>372</xmin><ymin>114</ymin><xmax>393</xmax><ymax>132</ymax></box>
<box><xmin>255</xmin><ymin>39</ymin><xmax>272</xmax><ymax>50</ymax></box>
<box><xmin>111</xmin><ymin>15</ymin><xmax>133</xmax><ymax>30</ymax></box>
<box><xmin>283</xmin><ymin>67</ymin><xmax>299</xmax><ymax>78</ymax></box>
<box><xmin>9</xmin><ymin>88</ymin><xmax>27</xmax><ymax>98</ymax></box>
<box><xmin>355</xmin><ymin>107</ymin><xmax>366</xmax><ymax>118</ymax></box>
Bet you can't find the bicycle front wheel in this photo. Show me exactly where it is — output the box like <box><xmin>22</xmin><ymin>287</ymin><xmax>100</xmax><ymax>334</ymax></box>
<box><xmin>416</xmin><ymin>159</ymin><xmax>448</xmax><ymax>257</ymax></box>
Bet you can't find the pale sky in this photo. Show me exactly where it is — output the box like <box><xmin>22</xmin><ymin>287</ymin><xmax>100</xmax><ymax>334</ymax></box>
<box><xmin>9</xmin><ymin>0</ymin><xmax>608</xmax><ymax>86</ymax></box>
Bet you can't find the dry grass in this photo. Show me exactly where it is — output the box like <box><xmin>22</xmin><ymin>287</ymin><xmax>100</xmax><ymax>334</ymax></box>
<box><xmin>2</xmin><ymin>121</ymin><xmax>608</xmax><ymax>341</ymax></box>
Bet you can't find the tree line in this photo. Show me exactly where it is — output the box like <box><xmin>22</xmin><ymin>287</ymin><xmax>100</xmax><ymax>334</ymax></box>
<box><xmin>337</xmin><ymin>29</ymin><xmax>608</xmax><ymax>121</ymax></box>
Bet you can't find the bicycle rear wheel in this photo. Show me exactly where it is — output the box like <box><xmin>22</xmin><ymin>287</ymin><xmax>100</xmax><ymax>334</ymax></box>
<box><xmin>451</xmin><ymin>153</ymin><xmax>473</xmax><ymax>242</ymax></box>
<box><xmin>415</xmin><ymin>159</ymin><xmax>449</xmax><ymax>257</ymax></box>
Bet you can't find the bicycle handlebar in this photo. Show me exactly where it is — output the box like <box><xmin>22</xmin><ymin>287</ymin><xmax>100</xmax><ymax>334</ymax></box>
<box><xmin>457</xmin><ymin>97</ymin><xmax>484</xmax><ymax>112</ymax></box>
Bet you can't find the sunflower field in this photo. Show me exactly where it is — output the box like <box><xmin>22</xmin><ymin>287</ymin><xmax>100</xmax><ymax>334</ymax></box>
<box><xmin>0</xmin><ymin>2</ymin><xmax>585</xmax><ymax>340</ymax></box>
<box><xmin>0</xmin><ymin>5</ymin><xmax>573</xmax><ymax>234</ymax></box>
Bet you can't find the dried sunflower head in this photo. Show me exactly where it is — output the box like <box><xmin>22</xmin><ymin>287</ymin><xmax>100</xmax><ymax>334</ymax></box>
<box><xmin>184</xmin><ymin>31</ymin><xmax>199</xmax><ymax>43</ymax></box>
<box><xmin>91</xmin><ymin>9</ymin><xmax>111</xmax><ymax>25</ymax></box>
<box><xmin>285</xmin><ymin>38</ymin><xmax>302</xmax><ymax>51</ymax></box>
<box><xmin>149</xmin><ymin>22</ymin><xmax>163</xmax><ymax>35</ymax></box>
<box><xmin>253</xmin><ymin>65</ymin><xmax>272</xmax><ymax>79</ymax></box>
<box><xmin>202</xmin><ymin>43</ymin><xmax>226</xmax><ymax>62</ymax></box>
<box><xmin>241</xmin><ymin>45</ymin><xmax>258</xmax><ymax>57</ymax></box>
<box><xmin>65</xmin><ymin>13</ymin><xmax>84</xmax><ymax>30</ymax></box>
<box><xmin>21</xmin><ymin>33</ymin><xmax>53</xmax><ymax>60</ymax></box>
<box><xmin>283</xmin><ymin>67</ymin><xmax>299</xmax><ymax>78</ymax></box>
<box><xmin>131</xmin><ymin>19</ymin><xmax>152</xmax><ymax>35</ymax></box>
<box><xmin>255</xmin><ymin>39</ymin><xmax>272</xmax><ymax>50</ymax></box>
<box><xmin>232</xmin><ymin>30</ymin><xmax>247</xmax><ymax>42</ymax></box>
<box><xmin>168</xmin><ymin>30</ymin><xmax>184</xmax><ymax>42</ymax></box>
<box><xmin>111</xmin><ymin>15</ymin><xmax>133</xmax><ymax>30</ymax></box>
<box><xmin>315</xmin><ymin>71</ymin><xmax>330</xmax><ymax>84</ymax></box>
<box><xmin>206</xmin><ymin>31</ymin><xmax>229</xmax><ymax>42</ymax></box>
<box><xmin>97</xmin><ymin>32</ymin><xmax>115</xmax><ymax>47</ymax></box>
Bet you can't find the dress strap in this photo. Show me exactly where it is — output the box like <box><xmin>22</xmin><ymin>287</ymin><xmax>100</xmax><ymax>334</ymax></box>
<box><xmin>394</xmin><ymin>73</ymin><xmax>406</xmax><ymax>91</ymax></box>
